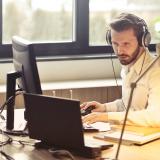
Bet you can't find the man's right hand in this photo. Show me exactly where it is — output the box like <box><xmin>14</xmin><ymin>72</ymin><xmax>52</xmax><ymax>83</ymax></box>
<box><xmin>80</xmin><ymin>101</ymin><xmax>106</xmax><ymax>113</ymax></box>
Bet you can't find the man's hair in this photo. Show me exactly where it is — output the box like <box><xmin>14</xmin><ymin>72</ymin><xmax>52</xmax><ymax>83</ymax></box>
<box><xmin>109</xmin><ymin>13</ymin><xmax>147</xmax><ymax>41</ymax></box>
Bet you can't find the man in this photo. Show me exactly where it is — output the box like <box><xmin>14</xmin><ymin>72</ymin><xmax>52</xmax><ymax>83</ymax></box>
<box><xmin>81</xmin><ymin>13</ymin><xmax>160</xmax><ymax>127</ymax></box>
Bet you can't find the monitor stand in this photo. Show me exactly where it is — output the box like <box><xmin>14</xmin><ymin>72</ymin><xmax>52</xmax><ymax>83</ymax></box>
<box><xmin>4</xmin><ymin>71</ymin><xmax>28</xmax><ymax>136</ymax></box>
<box><xmin>6</xmin><ymin>71</ymin><xmax>21</xmax><ymax>130</ymax></box>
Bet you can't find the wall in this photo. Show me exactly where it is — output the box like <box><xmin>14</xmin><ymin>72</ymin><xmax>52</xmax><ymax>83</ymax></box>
<box><xmin>0</xmin><ymin>58</ymin><xmax>121</xmax><ymax>85</ymax></box>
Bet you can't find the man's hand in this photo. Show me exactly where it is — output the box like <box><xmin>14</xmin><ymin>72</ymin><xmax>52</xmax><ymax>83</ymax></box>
<box><xmin>80</xmin><ymin>101</ymin><xmax>106</xmax><ymax>112</ymax></box>
<box><xmin>82</xmin><ymin>112</ymin><xmax>108</xmax><ymax>124</ymax></box>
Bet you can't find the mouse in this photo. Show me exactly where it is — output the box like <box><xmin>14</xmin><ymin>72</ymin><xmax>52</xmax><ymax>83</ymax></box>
<box><xmin>81</xmin><ymin>105</ymin><xmax>95</xmax><ymax>116</ymax></box>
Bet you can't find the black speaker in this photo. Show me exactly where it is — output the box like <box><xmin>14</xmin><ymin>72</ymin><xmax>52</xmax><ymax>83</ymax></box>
<box><xmin>106</xmin><ymin>18</ymin><xmax>151</xmax><ymax>47</ymax></box>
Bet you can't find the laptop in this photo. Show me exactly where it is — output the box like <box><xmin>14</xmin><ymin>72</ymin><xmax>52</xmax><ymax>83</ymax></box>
<box><xmin>23</xmin><ymin>93</ymin><xmax>113</xmax><ymax>158</ymax></box>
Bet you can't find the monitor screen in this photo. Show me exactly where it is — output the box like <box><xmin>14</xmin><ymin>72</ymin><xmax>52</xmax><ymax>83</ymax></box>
<box><xmin>12</xmin><ymin>36</ymin><xmax>42</xmax><ymax>94</ymax></box>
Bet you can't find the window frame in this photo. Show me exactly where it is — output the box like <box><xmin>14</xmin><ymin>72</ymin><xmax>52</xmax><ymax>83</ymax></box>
<box><xmin>0</xmin><ymin>0</ymin><xmax>156</xmax><ymax>62</ymax></box>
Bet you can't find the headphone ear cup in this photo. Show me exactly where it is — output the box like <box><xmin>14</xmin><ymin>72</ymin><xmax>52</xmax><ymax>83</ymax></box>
<box><xmin>106</xmin><ymin>29</ymin><xmax>112</xmax><ymax>45</ymax></box>
<box><xmin>142</xmin><ymin>31</ymin><xmax>151</xmax><ymax>47</ymax></box>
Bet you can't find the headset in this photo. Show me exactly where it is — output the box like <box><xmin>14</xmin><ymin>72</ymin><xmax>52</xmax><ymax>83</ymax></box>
<box><xmin>106</xmin><ymin>15</ymin><xmax>151</xmax><ymax>48</ymax></box>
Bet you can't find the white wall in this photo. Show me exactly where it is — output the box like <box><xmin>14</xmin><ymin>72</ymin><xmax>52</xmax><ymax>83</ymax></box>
<box><xmin>0</xmin><ymin>58</ymin><xmax>121</xmax><ymax>85</ymax></box>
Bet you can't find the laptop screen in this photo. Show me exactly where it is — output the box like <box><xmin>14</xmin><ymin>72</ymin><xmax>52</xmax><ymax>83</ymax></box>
<box><xmin>23</xmin><ymin>93</ymin><xmax>85</xmax><ymax>149</ymax></box>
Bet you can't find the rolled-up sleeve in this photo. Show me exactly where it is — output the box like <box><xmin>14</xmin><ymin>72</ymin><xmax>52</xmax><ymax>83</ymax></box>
<box><xmin>105</xmin><ymin>99</ymin><xmax>125</xmax><ymax>112</ymax></box>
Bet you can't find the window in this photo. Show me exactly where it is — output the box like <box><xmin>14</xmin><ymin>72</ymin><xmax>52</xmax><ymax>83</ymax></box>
<box><xmin>3</xmin><ymin>0</ymin><xmax>73</xmax><ymax>43</ymax></box>
<box><xmin>0</xmin><ymin>0</ymin><xmax>158</xmax><ymax>60</ymax></box>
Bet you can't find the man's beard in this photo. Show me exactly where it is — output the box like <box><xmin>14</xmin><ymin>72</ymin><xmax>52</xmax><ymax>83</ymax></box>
<box><xmin>118</xmin><ymin>46</ymin><xmax>141</xmax><ymax>65</ymax></box>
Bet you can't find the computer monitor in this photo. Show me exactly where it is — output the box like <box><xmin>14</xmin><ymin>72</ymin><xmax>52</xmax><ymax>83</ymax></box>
<box><xmin>12</xmin><ymin>36</ymin><xmax>42</xmax><ymax>94</ymax></box>
<box><xmin>6</xmin><ymin>36</ymin><xmax>42</xmax><ymax>130</ymax></box>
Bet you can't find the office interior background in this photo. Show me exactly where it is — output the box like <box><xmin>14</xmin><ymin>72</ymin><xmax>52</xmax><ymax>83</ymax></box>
<box><xmin>0</xmin><ymin>0</ymin><xmax>160</xmax><ymax>106</ymax></box>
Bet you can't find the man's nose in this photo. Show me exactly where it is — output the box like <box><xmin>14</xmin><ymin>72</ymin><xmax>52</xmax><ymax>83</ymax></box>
<box><xmin>117</xmin><ymin>46</ymin><xmax>125</xmax><ymax>55</ymax></box>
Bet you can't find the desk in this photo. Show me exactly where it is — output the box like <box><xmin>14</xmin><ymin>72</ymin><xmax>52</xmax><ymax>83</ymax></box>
<box><xmin>1</xmin><ymin>109</ymin><xmax>159</xmax><ymax>160</ymax></box>
<box><xmin>1</xmin><ymin>133</ymin><xmax>160</xmax><ymax>160</ymax></box>
<box><xmin>101</xmin><ymin>138</ymin><xmax>160</xmax><ymax>160</ymax></box>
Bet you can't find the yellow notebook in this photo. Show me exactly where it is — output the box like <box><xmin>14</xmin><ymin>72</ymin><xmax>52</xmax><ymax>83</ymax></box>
<box><xmin>112</xmin><ymin>125</ymin><xmax>160</xmax><ymax>136</ymax></box>
<box><xmin>94</xmin><ymin>125</ymin><xmax>160</xmax><ymax>145</ymax></box>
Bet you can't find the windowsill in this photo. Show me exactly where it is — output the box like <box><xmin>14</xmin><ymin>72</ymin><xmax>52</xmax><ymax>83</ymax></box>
<box><xmin>0</xmin><ymin>53</ymin><xmax>117</xmax><ymax>63</ymax></box>
<box><xmin>0</xmin><ymin>78</ymin><xmax>122</xmax><ymax>93</ymax></box>
<box><xmin>41</xmin><ymin>78</ymin><xmax>122</xmax><ymax>90</ymax></box>
<box><xmin>37</xmin><ymin>54</ymin><xmax>117</xmax><ymax>62</ymax></box>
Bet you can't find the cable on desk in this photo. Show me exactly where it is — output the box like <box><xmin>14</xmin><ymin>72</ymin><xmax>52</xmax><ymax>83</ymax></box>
<box><xmin>11</xmin><ymin>139</ymin><xmax>35</xmax><ymax>146</ymax></box>
<box><xmin>0</xmin><ymin>151</ymin><xmax>15</xmax><ymax>160</ymax></box>
<box><xmin>0</xmin><ymin>89</ymin><xmax>24</xmax><ymax>117</ymax></box>
<box><xmin>0</xmin><ymin>89</ymin><xmax>29</xmax><ymax>136</ymax></box>
<box><xmin>0</xmin><ymin>130</ymin><xmax>15</xmax><ymax>160</ymax></box>
<box><xmin>0</xmin><ymin>129</ymin><xmax>34</xmax><ymax>147</ymax></box>
<box><xmin>48</xmin><ymin>149</ymin><xmax>75</xmax><ymax>160</ymax></box>
<box><xmin>0</xmin><ymin>130</ymin><xmax>12</xmax><ymax>147</ymax></box>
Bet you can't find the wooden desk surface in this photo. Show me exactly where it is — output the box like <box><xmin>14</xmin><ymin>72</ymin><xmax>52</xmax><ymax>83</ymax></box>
<box><xmin>1</xmin><ymin>110</ymin><xmax>160</xmax><ymax>159</ymax></box>
<box><xmin>1</xmin><ymin>133</ymin><xmax>160</xmax><ymax>160</ymax></box>
<box><xmin>101</xmin><ymin>138</ymin><xmax>160</xmax><ymax>160</ymax></box>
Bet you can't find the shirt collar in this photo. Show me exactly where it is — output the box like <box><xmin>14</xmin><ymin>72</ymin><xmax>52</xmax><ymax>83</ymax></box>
<box><xmin>131</xmin><ymin>50</ymin><xmax>152</xmax><ymax>75</ymax></box>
